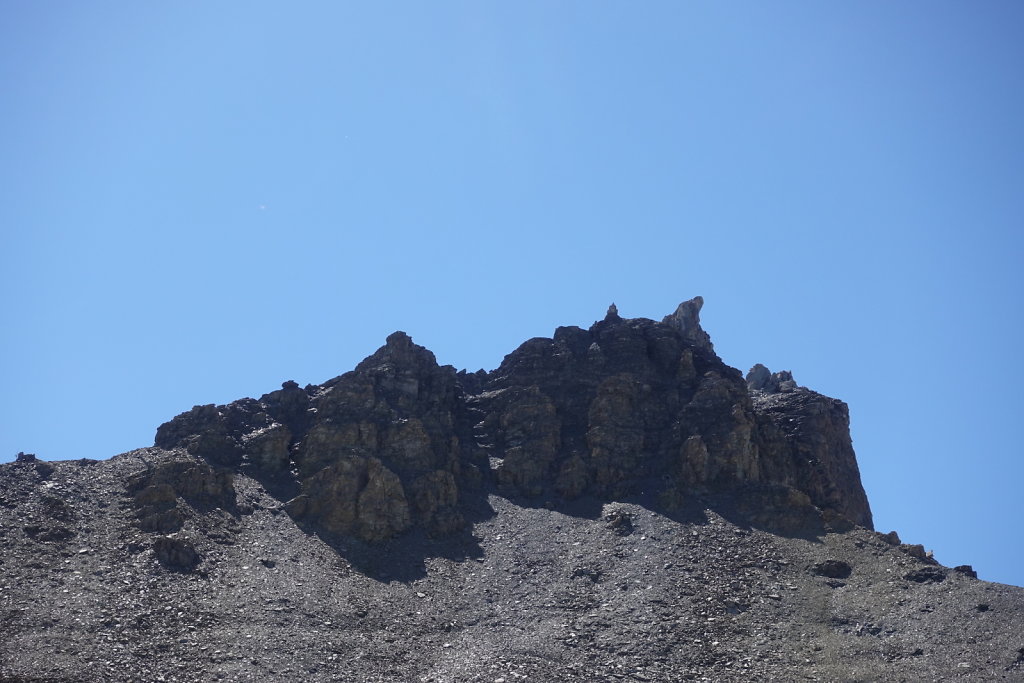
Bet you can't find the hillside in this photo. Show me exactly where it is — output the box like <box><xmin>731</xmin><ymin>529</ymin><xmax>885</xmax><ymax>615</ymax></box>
<box><xmin>2</xmin><ymin>299</ymin><xmax>1021</xmax><ymax>682</ymax></box>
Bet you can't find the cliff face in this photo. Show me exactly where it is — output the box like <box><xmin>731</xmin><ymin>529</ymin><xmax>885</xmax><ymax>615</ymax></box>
<box><xmin>153</xmin><ymin>298</ymin><xmax>872</xmax><ymax>542</ymax></box>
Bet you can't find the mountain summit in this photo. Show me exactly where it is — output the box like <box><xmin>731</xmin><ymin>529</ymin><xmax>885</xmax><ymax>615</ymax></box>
<box><xmin>2</xmin><ymin>299</ymin><xmax>1020</xmax><ymax>682</ymax></box>
<box><xmin>152</xmin><ymin>296</ymin><xmax>871</xmax><ymax>543</ymax></box>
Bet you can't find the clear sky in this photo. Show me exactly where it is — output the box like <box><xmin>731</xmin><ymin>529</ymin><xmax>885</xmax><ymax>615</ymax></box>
<box><xmin>2</xmin><ymin>2</ymin><xmax>1022</xmax><ymax>586</ymax></box>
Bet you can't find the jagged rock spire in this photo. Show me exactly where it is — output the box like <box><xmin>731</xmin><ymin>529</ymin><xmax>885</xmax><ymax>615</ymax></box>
<box><xmin>747</xmin><ymin>364</ymin><xmax>799</xmax><ymax>393</ymax></box>
<box><xmin>662</xmin><ymin>296</ymin><xmax>714</xmax><ymax>352</ymax></box>
<box><xmin>747</xmin><ymin>364</ymin><xmax>770</xmax><ymax>390</ymax></box>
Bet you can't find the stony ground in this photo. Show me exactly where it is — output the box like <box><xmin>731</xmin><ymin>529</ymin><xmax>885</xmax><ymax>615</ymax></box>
<box><xmin>1</xmin><ymin>451</ymin><xmax>1022</xmax><ymax>682</ymax></box>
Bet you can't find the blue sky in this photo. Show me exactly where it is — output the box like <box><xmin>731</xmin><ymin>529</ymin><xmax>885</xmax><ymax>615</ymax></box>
<box><xmin>2</xmin><ymin>2</ymin><xmax>1022</xmax><ymax>586</ymax></box>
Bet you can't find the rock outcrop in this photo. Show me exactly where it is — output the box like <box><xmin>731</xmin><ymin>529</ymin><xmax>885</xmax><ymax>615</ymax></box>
<box><xmin>751</xmin><ymin>384</ymin><xmax>873</xmax><ymax>528</ymax></box>
<box><xmin>153</xmin><ymin>331</ymin><xmax>476</xmax><ymax>542</ymax></box>
<box><xmin>152</xmin><ymin>298</ymin><xmax>873</xmax><ymax>542</ymax></box>
<box><xmin>747</xmin><ymin>363</ymin><xmax>798</xmax><ymax>394</ymax></box>
<box><xmin>662</xmin><ymin>295</ymin><xmax>714</xmax><ymax>353</ymax></box>
<box><xmin>127</xmin><ymin>456</ymin><xmax>237</xmax><ymax>533</ymax></box>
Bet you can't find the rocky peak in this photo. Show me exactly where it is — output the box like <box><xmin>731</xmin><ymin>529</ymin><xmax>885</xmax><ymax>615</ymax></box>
<box><xmin>355</xmin><ymin>330</ymin><xmax>445</xmax><ymax>379</ymax></box>
<box><xmin>150</xmin><ymin>298</ymin><xmax>873</xmax><ymax>543</ymax></box>
<box><xmin>386</xmin><ymin>329</ymin><xmax>413</xmax><ymax>348</ymax></box>
<box><xmin>350</xmin><ymin>331</ymin><xmax>456</xmax><ymax>409</ymax></box>
<box><xmin>661</xmin><ymin>295</ymin><xmax>714</xmax><ymax>353</ymax></box>
<box><xmin>747</xmin><ymin>363</ymin><xmax>799</xmax><ymax>393</ymax></box>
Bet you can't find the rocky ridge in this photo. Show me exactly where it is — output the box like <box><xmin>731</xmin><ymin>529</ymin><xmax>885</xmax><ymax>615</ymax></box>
<box><xmin>1</xmin><ymin>298</ymin><xmax>1021</xmax><ymax>682</ymax></box>
<box><xmin>150</xmin><ymin>297</ymin><xmax>871</xmax><ymax>545</ymax></box>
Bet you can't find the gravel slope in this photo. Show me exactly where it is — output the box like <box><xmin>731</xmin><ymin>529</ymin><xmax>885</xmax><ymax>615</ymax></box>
<box><xmin>1</xmin><ymin>452</ymin><xmax>1021</xmax><ymax>682</ymax></box>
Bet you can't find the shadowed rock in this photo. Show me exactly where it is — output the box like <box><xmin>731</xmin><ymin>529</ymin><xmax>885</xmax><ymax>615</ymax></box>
<box><xmin>812</xmin><ymin>559</ymin><xmax>853</xmax><ymax>579</ymax></box>
<box><xmin>153</xmin><ymin>535</ymin><xmax>200</xmax><ymax>570</ymax></box>
<box><xmin>152</xmin><ymin>298</ymin><xmax>874</xmax><ymax>541</ymax></box>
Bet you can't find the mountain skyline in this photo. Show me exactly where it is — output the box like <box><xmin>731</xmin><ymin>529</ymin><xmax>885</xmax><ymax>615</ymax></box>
<box><xmin>3</xmin><ymin>2</ymin><xmax>1022</xmax><ymax>589</ymax></box>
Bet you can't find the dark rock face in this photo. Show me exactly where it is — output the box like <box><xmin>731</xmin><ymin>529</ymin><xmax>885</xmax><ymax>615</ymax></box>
<box><xmin>478</xmin><ymin>304</ymin><xmax>758</xmax><ymax>505</ymax></box>
<box><xmin>127</xmin><ymin>457</ymin><xmax>236</xmax><ymax>533</ymax></box>
<box><xmin>955</xmin><ymin>564</ymin><xmax>979</xmax><ymax>579</ymax></box>
<box><xmin>751</xmin><ymin>386</ymin><xmax>873</xmax><ymax>528</ymax></box>
<box><xmin>153</xmin><ymin>298</ymin><xmax>874</xmax><ymax>542</ymax></box>
<box><xmin>905</xmin><ymin>566</ymin><xmax>948</xmax><ymax>584</ymax></box>
<box><xmin>155</xmin><ymin>331</ymin><xmax>474</xmax><ymax>543</ymax></box>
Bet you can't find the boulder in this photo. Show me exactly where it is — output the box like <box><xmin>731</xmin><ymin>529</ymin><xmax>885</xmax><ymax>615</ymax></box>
<box><xmin>954</xmin><ymin>565</ymin><xmax>979</xmax><ymax>579</ymax></box>
<box><xmin>153</xmin><ymin>535</ymin><xmax>200</xmax><ymax>570</ymax></box>
<box><xmin>811</xmin><ymin>559</ymin><xmax>853</xmax><ymax>579</ymax></box>
<box><xmin>905</xmin><ymin>567</ymin><xmax>947</xmax><ymax>584</ymax></box>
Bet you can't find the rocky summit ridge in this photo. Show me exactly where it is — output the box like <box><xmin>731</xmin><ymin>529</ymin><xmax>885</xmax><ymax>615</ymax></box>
<box><xmin>150</xmin><ymin>297</ymin><xmax>871</xmax><ymax>546</ymax></box>
<box><xmin>2</xmin><ymin>298</ymin><xmax>1021</xmax><ymax>682</ymax></box>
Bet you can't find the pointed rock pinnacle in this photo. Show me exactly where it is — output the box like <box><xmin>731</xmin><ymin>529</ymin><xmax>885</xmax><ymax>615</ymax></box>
<box><xmin>662</xmin><ymin>296</ymin><xmax>714</xmax><ymax>352</ymax></box>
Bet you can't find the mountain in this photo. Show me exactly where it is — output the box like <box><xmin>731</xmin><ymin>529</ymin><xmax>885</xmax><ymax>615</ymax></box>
<box><xmin>1</xmin><ymin>298</ymin><xmax>1021</xmax><ymax>682</ymax></box>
